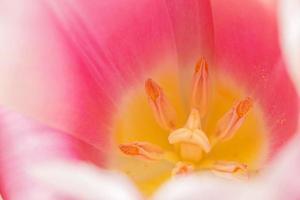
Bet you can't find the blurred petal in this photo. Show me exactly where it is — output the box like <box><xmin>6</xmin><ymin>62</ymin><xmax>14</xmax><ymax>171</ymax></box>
<box><xmin>153</xmin><ymin>174</ymin><xmax>265</xmax><ymax>200</ymax></box>
<box><xmin>0</xmin><ymin>0</ymin><xmax>111</xmax><ymax>157</ymax></box>
<box><xmin>30</xmin><ymin>160</ymin><xmax>141</xmax><ymax>200</ymax></box>
<box><xmin>263</xmin><ymin>134</ymin><xmax>300</xmax><ymax>200</ymax></box>
<box><xmin>210</xmin><ymin>0</ymin><xmax>299</xmax><ymax>157</ymax></box>
<box><xmin>0</xmin><ymin>108</ymin><xmax>103</xmax><ymax>199</ymax></box>
<box><xmin>279</xmin><ymin>0</ymin><xmax>300</xmax><ymax>90</ymax></box>
<box><xmin>0</xmin><ymin>0</ymin><xmax>214</xmax><ymax>154</ymax></box>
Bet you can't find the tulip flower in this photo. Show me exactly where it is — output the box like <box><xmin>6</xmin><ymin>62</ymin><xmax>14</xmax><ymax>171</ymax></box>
<box><xmin>0</xmin><ymin>0</ymin><xmax>298</xmax><ymax>199</ymax></box>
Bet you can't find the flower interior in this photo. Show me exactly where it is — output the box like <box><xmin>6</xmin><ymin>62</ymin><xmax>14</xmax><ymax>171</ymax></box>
<box><xmin>109</xmin><ymin>57</ymin><xmax>268</xmax><ymax>196</ymax></box>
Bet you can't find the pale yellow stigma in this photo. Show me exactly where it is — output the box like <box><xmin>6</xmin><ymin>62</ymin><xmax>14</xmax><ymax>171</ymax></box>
<box><xmin>168</xmin><ymin>109</ymin><xmax>211</xmax><ymax>162</ymax></box>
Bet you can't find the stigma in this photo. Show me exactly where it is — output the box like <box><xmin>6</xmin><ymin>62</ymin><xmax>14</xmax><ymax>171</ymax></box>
<box><xmin>168</xmin><ymin>108</ymin><xmax>211</xmax><ymax>162</ymax></box>
<box><xmin>118</xmin><ymin>57</ymin><xmax>254</xmax><ymax>180</ymax></box>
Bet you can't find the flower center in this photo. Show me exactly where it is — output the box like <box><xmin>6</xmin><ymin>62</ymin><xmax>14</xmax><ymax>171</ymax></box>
<box><xmin>109</xmin><ymin>57</ymin><xmax>267</xmax><ymax>196</ymax></box>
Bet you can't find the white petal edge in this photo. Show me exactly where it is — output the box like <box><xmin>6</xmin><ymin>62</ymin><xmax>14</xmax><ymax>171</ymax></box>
<box><xmin>279</xmin><ymin>0</ymin><xmax>300</xmax><ymax>90</ymax></box>
<box><xmin>153</xmin><ymin>173</ymin><xmax>270</xmax><ymax>200</ymax></box>
<box><xmin>28</xmin><ymin>160</ymin><xmax>142</xmax><ymax>200</ymax></box>
<box><xmin>263</xmin><ymin>135</ymin><xmax>300</xmax><ymax>199</ymax></box>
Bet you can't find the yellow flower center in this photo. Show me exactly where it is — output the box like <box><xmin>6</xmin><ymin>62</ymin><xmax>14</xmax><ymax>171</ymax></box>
<box><xmin>109</xmin><ymin>57</ymin><xmax>267</xmax><ymax>196</ymax></box>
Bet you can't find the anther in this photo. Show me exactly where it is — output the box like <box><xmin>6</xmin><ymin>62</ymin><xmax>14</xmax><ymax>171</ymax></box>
<box><xmin>211</xmin><ymin>161</ymin><xmax>249</xmax><ymax>180</ymax></box>
<box><xmin>214</xmin><ymin>97</ymin><xmax>253</xmax><ymax>142</ymax></box>
<box><xmin>119</xmin><ymin>141</ymin><xmax>164</xmax><ymax>161</ymax></box>
<box><xmin>236</xmin><ymin>97</ymin><xmax>253</xmax><ymax>118</ymax></box>
<box><xmin>172</xmin><ymin>162</ymin><xmax>194</xmax><ymax>176</ymax></box>
<box><xmin>191</xmin><ymin>57</ymin><xmax>209</xmax><ymax>118</ymax></box>
<box><xmin>145</xmin><ymin>79</ymin><xmax>177</xmax><ymax>131</ymax></box>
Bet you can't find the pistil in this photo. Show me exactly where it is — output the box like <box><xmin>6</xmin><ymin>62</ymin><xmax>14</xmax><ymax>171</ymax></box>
<box><xmin>168</xmin><ymin>109</ymin><xmax>211</xmax><ymax>162</ymax></box>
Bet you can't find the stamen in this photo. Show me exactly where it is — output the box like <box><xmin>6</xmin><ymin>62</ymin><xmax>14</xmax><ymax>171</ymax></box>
<box><xmin>211</xmin><ymin>161</ymin><xmax>249</xmax><ymax>180</ymax></box>
<box><xmin>119</xmin><ymin>142</ymin><xmax>164</xmax><ymax>161</ymax></box>
<box><xmin>191</xmin><ymin>57</ymin><xmax>209</xmax><ymax>118</ymax></box>
<box><xmin>212</xmin><ymin>161</ymin><xmax>247</xmax><ymax>173</ymax></box>
<box><xmin>145</xmin><ymin>79</ymin><xmax>177</xmax><ymax>131</ymax></box>
<box><xmin>172</xmin><ymin>162</ymin><xmax>194</xmax><ymax>176</ymax></box>
<box><xmin>214</xmin><ymin>97</ymin><xmax>253</xmax><ymax>142</ymax></box>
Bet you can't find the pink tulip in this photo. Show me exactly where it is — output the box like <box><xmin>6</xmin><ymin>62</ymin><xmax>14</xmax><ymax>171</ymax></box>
<box><xmin>0</xmin><ymin>0</ymin><xmax>298</xmax><ymax>199</ymax></box>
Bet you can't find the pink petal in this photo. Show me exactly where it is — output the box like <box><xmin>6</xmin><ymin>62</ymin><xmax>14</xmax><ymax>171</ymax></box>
<box><xmin>0</xmin><ymin>108</ymin><xmax>103</xmax><ymax>199</ymax></box>
<box><xmin>0</xmin><ymin>0</ymin><xmax>110</xmax><ymax>157</ymax></box>
<box><xmin>163</xmin><ymin>0</ymin><xmax>214</xmax><ymax>65</ymax></box>
<box><xmin>163</xmin><ymin>0</ymin><xmax>214</xmax><ymax>98</ymax></box>
<box><xmin>210</xmin><ymin>0</ymin><xmax>299</xmax><ymax>157</ymax></box>
<box><xmin>0</xmin><ymin>0</ymin><xmax>214</xmax><ymax>153</ymax></box>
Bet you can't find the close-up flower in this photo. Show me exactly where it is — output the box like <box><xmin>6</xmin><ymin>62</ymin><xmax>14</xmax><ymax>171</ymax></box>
<box><xmin>0</xmin><ymin>0</ymin><xmax>299</xmax><ymax>199</ymax></box>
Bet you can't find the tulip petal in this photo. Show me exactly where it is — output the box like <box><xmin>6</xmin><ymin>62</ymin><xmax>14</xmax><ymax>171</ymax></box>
<box><xmin>263</xmin><ymin>135</ymin><xmax>300</xmax><ymax>199</ymax></box>
<box><xmin>210</xmin><ymin>0</ymin><xmax>299</xmax><ymax>157</ymax></box>
<box><xmin>29</xmin><ymin>160</ymin><xmax>141</xmax><ymax>200</ymax></box>
<box><xmin>153</xmin><ymin>174</ymin><xmax>265</xmax><ymax>200</ymax></box>
<box><xmin>164</xmin><ymin>0</ymin><xmax>214</xmax><ymax>63</ymax></box>
<box><xmin>0</xmin><ymin>0</ymin><xmax>111</xmax><ymax>158</ymax></box>
<box><xmin>0</xmin><ymin>108</ymin><xmax>103</xmax><ymax>199</ymax></box>
<box><xmin>0</xmin><ymin>0</ymin><xmax>214</xmax><ymax>156</ymax></box>
<box><xmin>163</xmin><ymin>0</ymin><xmax>214</xmax><ymax>99</ymax></box>
<box><xmin>279</xmin><ymin>0</ymin><xmax>300</xmax><ymax>89</ymax></box>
